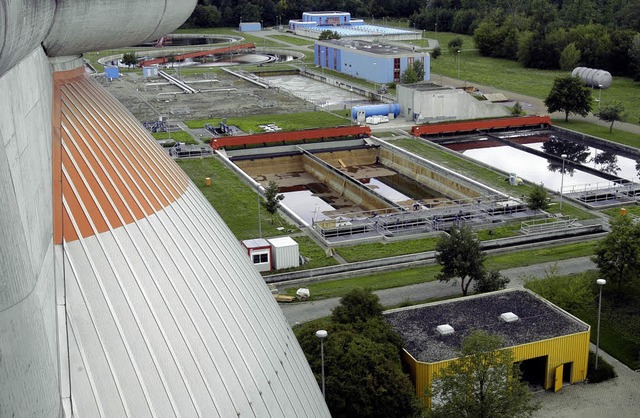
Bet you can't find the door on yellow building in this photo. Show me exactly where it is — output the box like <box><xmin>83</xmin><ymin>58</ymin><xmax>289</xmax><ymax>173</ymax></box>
<box><xmin>554</xmin><ymin>365</ymin><xmax>563</xmax><ymax>392</ymax></box>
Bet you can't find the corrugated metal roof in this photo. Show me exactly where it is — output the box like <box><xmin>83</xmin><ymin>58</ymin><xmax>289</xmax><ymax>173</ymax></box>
<box><xmin>55</xmin><ymin>71</ymin><xmax>329</xmax><ymax>417</ymax></box>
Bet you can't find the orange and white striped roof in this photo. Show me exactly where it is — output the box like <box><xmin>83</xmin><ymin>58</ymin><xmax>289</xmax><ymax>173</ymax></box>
<box><xmin>53</xmin><ymin>69</ymin><xmax>329</xmax><ymax>417</ymax></box>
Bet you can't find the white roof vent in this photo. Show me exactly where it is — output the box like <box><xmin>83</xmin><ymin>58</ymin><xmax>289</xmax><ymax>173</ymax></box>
<box><xmin>500</xmin><ymin>312</ymin><xmax>519</xmax><ymax>323</ymax></box>
<box><xmin>436</xmin><ymin>324</ymin><xmax>455</xmax><ymax>335</ymax></box>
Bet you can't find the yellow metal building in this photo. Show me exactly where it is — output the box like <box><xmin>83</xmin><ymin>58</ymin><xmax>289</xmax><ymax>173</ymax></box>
<box><xmin>385</xmin><ymin>289</ymin><xmax>590</xmax><ymax>404</ymax></box>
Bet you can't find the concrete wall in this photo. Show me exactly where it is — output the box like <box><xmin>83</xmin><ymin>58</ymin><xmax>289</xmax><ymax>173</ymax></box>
<box><xmin>378</xmin><ymin>147</ymin><xmax>482</xmax><ymax>200</ymax></box>
<box><xmin>302</xmin><ymin>153</ymin><xmax>397</xmax><ymax>211</ymax></box>
<box><xmin>0</xmin><ymin>48</ymin><xmax>60</xmax><ymax>417</ymax></box>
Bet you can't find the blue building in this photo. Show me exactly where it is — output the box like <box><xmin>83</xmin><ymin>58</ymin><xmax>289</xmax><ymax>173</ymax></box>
<box><xmin>315</xmin><ymin>39</ymin><xmax>430</xmax><ymax>84</ymax></box>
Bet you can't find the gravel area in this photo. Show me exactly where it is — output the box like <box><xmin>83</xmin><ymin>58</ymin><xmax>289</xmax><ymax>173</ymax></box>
<box><xmin>101</xmin><ymin>70</ymin><xmax>317</xmax><ymax>122</ymax></box>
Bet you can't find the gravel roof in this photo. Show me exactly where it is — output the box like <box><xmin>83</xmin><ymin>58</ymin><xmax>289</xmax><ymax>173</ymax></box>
<box><xmin>384</xmin><ymin>289</ymin><xmax>589</xmax><ymax>363</ymax></box>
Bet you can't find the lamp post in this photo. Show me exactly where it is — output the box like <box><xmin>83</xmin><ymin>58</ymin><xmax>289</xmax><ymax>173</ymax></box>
<box><xmin>373</xmin><ymin>62</ymin><xmax>377</xmax><ymax>98</ymax></box>
<box><xmin>457</xmin><ymin>49</ymin><xmax>461</xmax><ymax>80</ymax></box>
<box><xmin>595</xmin><ymin>279</ymin><xmax>606</xmax><ymax>370</ymax></box>
<box><xmin>597</xmin><ymin>84</ymin><xmax>603</xmax><ymax>113</ymax></box>
<box><xmin>320</xmin><ymin>49</ymin><xmax>324</xmax><ymax>78</ymax></box>
<box><xmin>316</xmin><ymin>330</ymin><xmax>328</xmax><ymax>399</ymax></box>
<box><xmin>559</xmin><ymin>153</ymin><xmax>567</xmax><ymax>211</ymax></box>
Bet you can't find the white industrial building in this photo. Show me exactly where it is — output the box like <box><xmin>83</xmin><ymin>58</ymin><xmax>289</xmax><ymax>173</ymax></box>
<box><xmin>396</xmin><ymin>83</ymin><xmax>510</xmax><ymax>122</ymax></box>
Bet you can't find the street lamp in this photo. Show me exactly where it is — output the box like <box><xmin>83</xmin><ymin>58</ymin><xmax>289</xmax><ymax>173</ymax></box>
<box><xmin>597</xmin><ymin>84</ymin><xmax>603</xmax><ymax>113</ymax></box>
<box><xmin>559</xmin><ymin>153</ymin><xmax>567</xmax><ymax>211</ymax></box>
<box><xmin>457</xmin><ymin>49</ymin><xmax>461</xmax><ymax>80</ymax></box>
<box><xmin>595</xmin><ymin>279</ymin><xmax>606</xmax><ymax>370</ymax></box>
<box><xmin>373</xmin><ymin>62</ymin><xmax>377</xmax><ymax>98</ymax></box>
<box><xmin>316</xmin><ymin>330</ymin><xmax>328</xmax><ymax>399</ymax></box>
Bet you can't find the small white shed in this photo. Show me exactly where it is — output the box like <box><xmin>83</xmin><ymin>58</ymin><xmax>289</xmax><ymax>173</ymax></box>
<box><xmin>241</xmin><ymin>238</ymin><xmax>272</xmax><ymax>272</ymax></box>
<box><xmin>267</xmin><ymin>237</ymin><xmax>300</xmax><ymax>270</ymax></box>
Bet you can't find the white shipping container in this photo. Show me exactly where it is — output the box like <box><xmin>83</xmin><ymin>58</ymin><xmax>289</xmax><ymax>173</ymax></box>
<box><xmin>268</xmin><ymin>237</ymin><xmax>300</xmax><ymax>270</ymax></box>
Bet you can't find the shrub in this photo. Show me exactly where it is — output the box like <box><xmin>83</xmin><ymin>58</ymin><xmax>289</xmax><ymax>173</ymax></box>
<box><xmin>587</xmin><ymin>351</ymin><xmax>617</xmax><ymax>383</ymax></box>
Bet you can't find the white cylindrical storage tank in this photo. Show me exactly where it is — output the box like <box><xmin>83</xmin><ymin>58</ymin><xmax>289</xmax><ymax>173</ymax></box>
<box><xmin>571</xmin><ymin>67</ymin><xmax>612</xmax><ymax>89</ymax></box>
<box><xmin>268</xmin><ymin>236</ymin><xmax>300</xmax><ymax>270</ymax></box>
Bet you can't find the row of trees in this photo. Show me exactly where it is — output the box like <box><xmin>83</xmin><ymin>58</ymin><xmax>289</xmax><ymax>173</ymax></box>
<box><xmin>182</xmin><ymin>0</ymin><xmax>424</xmax><ymax>29</ymax></box>
<box><xmin>411</xmin><ymin>1</ymin><xmax>640</xmax><ymax>78</ymax></box>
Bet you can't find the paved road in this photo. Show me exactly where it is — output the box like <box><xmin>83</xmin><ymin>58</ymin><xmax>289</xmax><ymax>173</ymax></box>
<box><xmin>280</xmin><ymin>256</ymin><xmax>595</xmax><ymax>325</ymax></box>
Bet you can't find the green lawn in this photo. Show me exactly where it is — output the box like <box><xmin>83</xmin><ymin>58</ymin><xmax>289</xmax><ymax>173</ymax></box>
<box><xmin>176</xmin><ymin>157</ymin><xmax>296</xmax><ymax>240</ymax></box>
<box><xmin>335</xmin><ymin>237</ymin><xmax>440</xmax><ymax>262</ymax></box>
<box><xmin>183</xmin><ymin>111</ymin><xmax>348</xmax><ymax>131</ymax></box>
<box><xmin>174</xmin><ymin>27</ymin><xmax>282</xmax><ymax>48</ymax></box>
<box><xmin>263</xmin><ymin>235</ymin><xmax>339</xmax><ymax>274</ymax></box>
<box><xmin>486</xmin><ymin>240</ymin><xmax>598</xmax><ymax>271</ymax></box>
<box><xmin>553</xmin><ymin>119</ymin><xmax>640</xmax><ymax>148</ymax></box>
<box><xmin>152</xmin><ymin>131</ymin><xmax>197</xmax><ymax>145</ymax></box>
<box><xmin>284</xmin><ymin>239</ymin><xmax>601</xmax><ymax>300</ymax></box>
<box><xmin>284</xmin><ymin>265</ymin><xmax>441</xmax><ymax>300</ymax></box>
<box><xmin>268</xmin><ymin>34</ymin><xmax>314</xmax><ymax>46</ymax></box>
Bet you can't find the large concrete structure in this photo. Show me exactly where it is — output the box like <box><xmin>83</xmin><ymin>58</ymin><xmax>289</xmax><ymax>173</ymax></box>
<box><xmin>385</xmin><ymin>289</ymin><xmax>590</xmax><ymax>406</ymax></box>
<box><xmin>397</xmin><ymin>83</ymin><xmax>510</xmax><ymax>122</ymax></box>
<box><xmin>0</xmin><ymin>1</ymin><xmax>329</xmax><ymax>416</ymax></box>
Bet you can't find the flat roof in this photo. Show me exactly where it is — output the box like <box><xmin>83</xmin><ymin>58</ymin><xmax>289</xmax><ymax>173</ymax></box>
<box><xmin>319</xmin><ymin>39</ymin><xmax>422</xmax><ymax>56</ymax></box>
<box><xmin>385</xmin><ymin>289</ymin><xmax>589</xmax><ymax>363</ymax></box>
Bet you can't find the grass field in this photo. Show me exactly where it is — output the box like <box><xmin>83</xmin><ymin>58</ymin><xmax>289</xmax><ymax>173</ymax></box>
<box><xmin>283</xmin><ymin>239</ymin><xmax>600</xmax><ymax>300</ymax></box>
<box><xmin>151</xmin><ymin>131</ymin><xmax>197</xmax><ymax>145</ymax></box>
<box><xmin>176</xmin><ymin>157</ymin><xmax>296</xmax><ymax>240</ymax></box>
<box><xmin>183</xmin><ymin>111</ymin><xmax>348</xmax><ymax>131</ymax></box>
<box><xmin>267</xmin><ymin>34</ymin><xmax>314</xmax><ymax>46</ymax></box>
<box><xmin>335</xmin><ymin>237</ymin><xmax>440</xmax><ymax>262</ymax></box>
<box><xmin>553</xmin><ymin>119</ymin><xmax>640</xmax><ymax>147</ymax></box>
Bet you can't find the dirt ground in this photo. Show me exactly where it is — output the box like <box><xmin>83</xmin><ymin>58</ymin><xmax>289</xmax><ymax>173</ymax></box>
<box><xmin>101</xmin><ymin>70</ymin><xmax>317</xmax><ymax>123</ymax></box>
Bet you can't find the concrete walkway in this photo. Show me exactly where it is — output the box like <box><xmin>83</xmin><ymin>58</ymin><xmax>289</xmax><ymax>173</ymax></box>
<box><xmin>533</xmin><ymin>341</ymin><xmax>640</xmax><ymax>418</ymax></box>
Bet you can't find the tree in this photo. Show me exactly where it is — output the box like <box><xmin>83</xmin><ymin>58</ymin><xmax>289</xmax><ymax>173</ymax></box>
<box><xmin>331</xmin><ymin>287</ymin><xmax>383</xmax><ymax>324</ymax></box>
<box><xmin>559</xmin><ymin>42</ymin><xmax>581</xmax><ymax>71</ymax></box>
<box><xmin>592</xmin><ymin>214</ymin><xmax>640</xmax><ymax>291</ymax></box>
<box><xmin>511</xmin><ymin>101</ymin><xmax>524</xmax><ymax>116</ymax></box>
<box><xmin>447</xmin><ymin>36</ymin><xmax>463</xmax><ymax>54</ymax></box>
<box><xmin>121</xmin><ymin>52</ymin><xmax>137</xmax><ymax>68</ymax></box>
<box><xmin>544</xmin><ymin>76</ymin><xmax>592</xmax><ymax>122</ymax></box>
<box><xmin>318</xmin><ymin>30</ymin><xmax>341</xmax><ymax>40</ymax></box>
<box><xmin>262</xmin><ymin>181</ymin><xmax>284</xmax><ymax>221</ymax></box>
<box><xmin>629</xmin><ymin>34</ymin><xmax>640</xmax><ymax>80</ymax></box>
<box><xmin>526</xmin><ymin>183</ymin><xmax>549</xmax><ymax>210</ymax></box>
<box><xmin>597</xmin><ymin>102</ymin><xmax>626</xmax><ymax>133</ymax></box>
<box><xmin>427</xmin><ymin>330</ymin><xmax>539</xmax><ymax>418</ymax></box>
<box><xmin>431</xmin><ymin>45</ymin><xmax>442</xmax><ymax>60</ymax></box>
<box><xmin>524</xmin><ymin>265</ymin><xmax>593</xmax><ymax>312</ymax></box>
<box><xmin>400</xmin><ymin>64</ymin><xmax>419</xmax><ymax>84</ymax></box>
<box><xmin>435</xmin><ymin>223</ymin><xmax>486</xmax><ymax>296</ymax></box>
<box><xmin>295</xmin><ymin>289</ymin><xmax>423</xmax><ymax>418</ymax></box>
<box><xmin>474</xmin><ymin>269</ymin><xmax>510</xmax><ymax>293</ymax></box>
